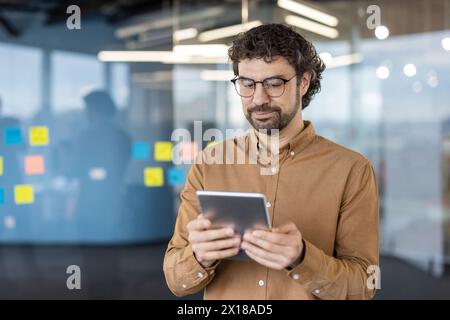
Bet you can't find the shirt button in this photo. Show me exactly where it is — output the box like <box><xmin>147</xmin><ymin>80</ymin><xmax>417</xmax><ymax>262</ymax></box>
<box><xmin>258</xmin><ymin>280</ymin><xmax>265</xmax><ymax>287</ymax></box>
<box><xmin>266</xmin><ymin>202</ymin><xmax>271</xmax><ymax>208</ymax></box>
<box><xmin>290</xmin><ymin>151</ymin><xmax>295</xmax><ymax>156</ymax></box>
<box><xmin>182</xmin><ymin>284</ymin><xmax>187</xmax><ymax>289</ymax></box>
<box><xmin>271</xmin><ymin>167</ymin><xmax>277</xmax><ymax>174</ymax></box>
<box><xmin>314</xmin><ymin>289</ymin><xmax>321</xmax><ymax>294</ymax></box>
<box><xmin>292</xmin><ymin>274</ymin><xmax>300</xmax><ymax>280</ymax></box>
<box><xmin>197</xmin><ymin>272</ymin><xmax>204</xmax><ymax>278</ymax></box>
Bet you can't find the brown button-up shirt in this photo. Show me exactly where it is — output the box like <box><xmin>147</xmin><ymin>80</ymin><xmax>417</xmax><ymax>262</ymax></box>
<box><xmin>163</xmin><ymin>120</ymin><xmax>379</xmax><ymax>300</ymax></box>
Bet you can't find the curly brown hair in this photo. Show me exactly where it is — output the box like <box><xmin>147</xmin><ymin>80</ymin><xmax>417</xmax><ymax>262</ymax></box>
<box><xmin>228</xmin><ymin>23</ymin><xmax>325</xmax><ymax>109</ymax></box>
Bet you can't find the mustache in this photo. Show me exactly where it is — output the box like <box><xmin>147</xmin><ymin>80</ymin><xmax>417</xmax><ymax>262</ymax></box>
<box><xmin>248</xmin><ymin>104</ymin><xmax>282</xmax><ymax>113</ymax></box>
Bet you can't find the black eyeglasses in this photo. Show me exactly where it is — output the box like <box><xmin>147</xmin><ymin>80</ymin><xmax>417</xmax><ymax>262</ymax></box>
<box><xmin>230</xmin><ymin>74</ymin><xmax>297</xmax><ymax>98</ymax></box>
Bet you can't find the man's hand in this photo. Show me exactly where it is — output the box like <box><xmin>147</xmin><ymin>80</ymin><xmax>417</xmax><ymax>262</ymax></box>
<box><xmin>241</xmin><ymin>222</ymin><xmax>304</xmax><ymax>270</ymax></box>
<box><xmin>187</xmin><ymin>214</ymin><xmax>241</xmax><ymax>268</ymax></box>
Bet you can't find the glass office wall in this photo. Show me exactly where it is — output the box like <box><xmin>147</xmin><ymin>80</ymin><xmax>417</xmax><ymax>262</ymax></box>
<box><xmin>172</xmin><ymin>0</ymin><xmax>450</xmax><ymax>277</ymax></box>
<box><xmin>0</xmin><ymin>0</ymin><xmax>449</xmax><ymax>299</ymax></box>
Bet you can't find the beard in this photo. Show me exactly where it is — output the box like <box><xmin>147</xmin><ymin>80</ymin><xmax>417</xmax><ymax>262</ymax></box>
<box><xmin>245</xmin><ymin>88</ymin><xmax>301</xmax><ymax>133</ymax></box>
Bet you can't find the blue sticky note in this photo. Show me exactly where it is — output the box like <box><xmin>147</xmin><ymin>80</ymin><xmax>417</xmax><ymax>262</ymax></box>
<box><xmin>167</xmin><ymin>167</ymin><xmax>186</xmax><ymax>186</ymax></box>
<box><xmin>0</xmin><ymin>188</ymin><xmax>4</xmax><ymax>204</ymax></box>
<box><xmin>4</xmin><ymin>128</ymin><xmax>22</xmax><ymax>145</ymax></box>
<box><xmin>132</xmin><ymin>142</ymin><xmax>150</xmax><ymax>160</ymax></box>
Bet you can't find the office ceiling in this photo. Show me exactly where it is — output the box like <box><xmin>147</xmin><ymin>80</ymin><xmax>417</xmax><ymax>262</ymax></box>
<box><xmin>0</xmin><ymin>0</ymin><xmax>449</xmax><ymax>42</ymax></box>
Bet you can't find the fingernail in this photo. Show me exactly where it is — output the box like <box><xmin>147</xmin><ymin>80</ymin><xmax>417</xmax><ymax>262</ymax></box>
<box><xmin>226</xmin><ymin>228</ymin><xmax>234</xmax><ymax>236</ymax></box>
<box><xmin>252</xmin><ymin>231</ymin><xmax>260</xmax><ymax>237</ymax></box>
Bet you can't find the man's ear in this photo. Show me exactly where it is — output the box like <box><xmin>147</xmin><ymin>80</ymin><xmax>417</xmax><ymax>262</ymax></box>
<box><xmin>299</xmin><ymin>71</ymin><xmax>312</xmax><ymax>96</ymax></box>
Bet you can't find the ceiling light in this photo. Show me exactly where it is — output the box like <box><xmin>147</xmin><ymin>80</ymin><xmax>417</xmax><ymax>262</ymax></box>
<box><xmin>200</xmin><ymin>70</ymin><xmax>234</xmax><ymax>81</ymax></box>
<box><xmin>326</xmin><ymin>53</ymin><xmax>362</xmax><ymax>68</ymax></box>
<box><xmin>98</xmin><ymin>51</ymin><xmax>174</xmax><ymax>62</ymax></box>
<box><xmin>198</xmin><ymin>21</ymin><xmax>262</xmax><ymax>42</ymax></box>
<box><xmin>376</xmin><ymin>66</ymin><xmax>390</xmax><ymax>79</ymax></box>
<box><xmin>285</xmin><ymin>15</ymin><xmax>339</xmax><ymax>39</ymax></box>
<box><xmin>173</xmin><ymin>44</ymin><xmax>229</xmax><ymax>57</ymax></box>
<box><xmin>375</xmin><ymin>26</ymin><xmax>389</xmax><ymax>40</ymax></box>
<box><xmin>319</xmin><ymin>52</ymin><xmax>332</xmax><ymax>65</ymax></box>
<box><xmin>278</xmin><ymin>0</ymin><xmax>338</xmax><ymax>27</ymax></box>
<box><xmin>403</xmin><ymin>64</ymin><xmax>416</xmax><ymax>77</ymax></box>
<box><xmin>173</xmin><ymin>28</ymin><xmax>198</xmax><ymax>42</ymax></box>
<box><xmin>442</xmin><ymin>37</ymin><xmax>450</xmax><ymax>51</ymax></box>
<box><xmin>97</xmin><ymin>50</ymin><xmax>229</xmax><ymax>64</ymax></box>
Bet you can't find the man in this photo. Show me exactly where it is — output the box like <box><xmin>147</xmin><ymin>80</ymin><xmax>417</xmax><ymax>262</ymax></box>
<box><xmin>163</xmin><ymin>24</ymin><xmax>379</xmax><ymax>300</ymax></box>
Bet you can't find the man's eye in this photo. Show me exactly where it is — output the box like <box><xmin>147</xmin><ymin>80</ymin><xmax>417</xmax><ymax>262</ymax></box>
<box><xmin>241</xmin><ymin>80</ymin><xmax>254</xmax><ymax>88</ymax></box>
<box><xmin>265</xmin><ymin>79</ymin><xmax>283</xmax><ymax>87</ymax></box>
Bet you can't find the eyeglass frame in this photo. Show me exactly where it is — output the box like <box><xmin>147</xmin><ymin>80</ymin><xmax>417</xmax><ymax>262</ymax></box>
<box><xmin>230</xmin><ymin>74</ymin><xmax>298</xmax><ymax>98</ymax></box>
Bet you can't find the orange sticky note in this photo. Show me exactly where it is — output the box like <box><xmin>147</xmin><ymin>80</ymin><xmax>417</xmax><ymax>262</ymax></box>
<box><xmin>144</xmin><ymin>167</ymin><xmax>164</xmax><ymax>187</ymax></box>
<box><xmin>14</xmin><ymin>185</ymin><xmax>34</xmax><ymax>204</ymax></box>
<box><xmin>25</xmin><ymin>155</ymin><xmax>45</xmax><ymax>175</ymax></box>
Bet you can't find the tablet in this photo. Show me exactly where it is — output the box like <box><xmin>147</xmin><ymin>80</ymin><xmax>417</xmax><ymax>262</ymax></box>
<box><xmin>196</xmin><ymin>191</ymin><xmax>272</xmax><ymax>232</ymax></box>
<box><xmin>196</xmin><ymin>191</ymin><xmax>272</xmax><ymax>261</ymax></box>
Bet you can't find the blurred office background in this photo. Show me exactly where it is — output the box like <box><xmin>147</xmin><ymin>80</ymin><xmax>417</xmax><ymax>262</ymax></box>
<box><xmin>0</xmin><ymin>0</ymin><xmax>449</xmax><ymax>299</ymax></box>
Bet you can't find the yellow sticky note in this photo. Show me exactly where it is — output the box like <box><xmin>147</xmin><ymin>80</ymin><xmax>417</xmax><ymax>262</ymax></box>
<box><xmin>29</xmin><ymin>126</ymin><xmax>49</xmax><ymax>146</ymax></box>
<box><xmin>207</xmin><ymin>140</ymin><xmax>219</xmax><ymax>148</ymax></box>
<box><xmin>14</xmin><ymin>185</ymin><xmax>34</xmax><ymax>204</ymax></box>
<box><xmin>0</xmin><ymin>156</ymin><xmax>3</xmax><ymax>176</ymax></box>
<box><xmin>144</xmin><ymin>167</ymin><xmax>164</xmax><ymax>187</ymax></box>
<box><xmin>154</xmin><ymin>142</ymin><xmax>173</xmax><ymax>161</ymax></box>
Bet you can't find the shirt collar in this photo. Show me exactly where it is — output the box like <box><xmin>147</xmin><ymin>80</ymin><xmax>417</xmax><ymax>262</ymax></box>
<box><xmin>245</xmin><ymin>120</ymin><xmax>316</xmax><ymax>159</ymax></box>
<box><xmin>287</xmin><ymin>120</ymin><xmax>316</xmax><ymax>155</ymax></box>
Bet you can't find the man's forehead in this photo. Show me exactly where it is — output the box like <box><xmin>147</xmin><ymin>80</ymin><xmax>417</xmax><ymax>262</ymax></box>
<box><xmin>238</xmin><ymin>57</ymin><xmax>293</xmax><ymax>78</ymax></box>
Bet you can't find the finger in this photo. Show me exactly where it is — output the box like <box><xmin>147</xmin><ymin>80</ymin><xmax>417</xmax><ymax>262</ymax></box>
<box><xmin>250</xmin><ymin>230</ymin><xmax>295</xmax><ymax>246</ymax></box>
<box><xmin>202</xmin><ymin>247</ymin><xmax>240</xmax><ymax>261</ymax></box>
<box><xmin>243</xmin><ymin>232</ymin><xmax>285</xmax><ymax>254</ymax></box>
<box><xmin>241</xmin><ymin>240</ymin><xmax>287</xmax><ymax>265</ymax></box>
<box><xmin>195</xmin><ymin>236</ymin><xmax>241</xmax><ymax>252</ymax></box>
<box><xmin>244</xmin><ymin>249</ymin><xmax>284</xmax><ymax>270</ymax></box>
<box><xmin>189</xmin><ymin>227</ymin><xmax>234</xmax><ymax>243</ymax></box>
<box><xmin>187</xmin><ymin>218</ymin><xmax>212</xmax><ymax>232</ymax></box>
<box><xmin>274</xmin><ymin>222</ymin><xmax>297</xmax><ymax>234</ymax></box>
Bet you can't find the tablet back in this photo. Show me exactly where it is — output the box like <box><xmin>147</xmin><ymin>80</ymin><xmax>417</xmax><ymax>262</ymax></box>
<box><xmin>196</xmin><ymin>191</ymin><xmax>272</xmax><ymax>261</ymax></box>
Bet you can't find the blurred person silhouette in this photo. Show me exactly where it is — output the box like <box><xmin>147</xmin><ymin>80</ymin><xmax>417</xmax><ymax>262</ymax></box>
<box><xmin>71</xmin><ymin>90</ymin><xmax>131</xmax><ymax>240</ymax></box>
<box><xmin>70</xmin><ymin>91</ymin><xmax>131</xmax><ymax>299</ymax></box>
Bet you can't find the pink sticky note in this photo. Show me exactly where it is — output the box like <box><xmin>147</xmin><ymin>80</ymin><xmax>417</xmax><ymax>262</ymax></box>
<box><xmin>179</xmin><ymin>141</ymin><xmax>199</xmax><ymax>162</ymax></box>
<box><xmin>25</xmin><ymin>155</ymin><xmax>45</xmax><ymax>175</ymax></box>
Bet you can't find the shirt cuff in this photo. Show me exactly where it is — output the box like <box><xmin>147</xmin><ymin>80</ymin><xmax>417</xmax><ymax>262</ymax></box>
<box><xmin>173</xmin><ymin>245</ymin><xmax>217</xmax><ymax>291</ymax></box>
<box><xmin>284</xmin><ymin>239</ymin><xmax>334</xmax><ymax>299</ymax></box>
<box><xmin>286</xmin><ymin>239</ymin><xmax>306</xmax><ymax>271</ymax></box>
<box><xmin>176</xmin><ymin>245</ymin><xmax>221</xmax><ymax>291</ymax></box>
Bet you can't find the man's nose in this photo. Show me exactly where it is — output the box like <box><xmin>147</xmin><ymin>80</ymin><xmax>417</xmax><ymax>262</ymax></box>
<box><xmin>251</xmin><ymin>83</ymin><xmax>270</xmax><ymax>105</ymax></box>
